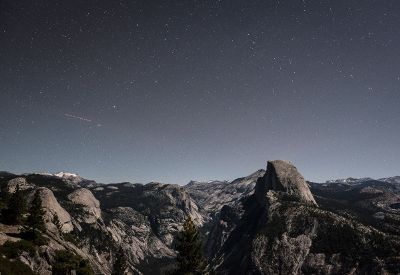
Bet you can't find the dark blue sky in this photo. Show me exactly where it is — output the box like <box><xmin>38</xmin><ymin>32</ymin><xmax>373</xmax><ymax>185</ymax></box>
<box><xmin>1</xmin><ymin>0</ymin><xmax>399</xmax><ymax>184</ymax></box>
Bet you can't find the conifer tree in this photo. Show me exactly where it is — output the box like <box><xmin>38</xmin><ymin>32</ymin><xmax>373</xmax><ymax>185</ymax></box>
<box><xmin>27</xmin><ymin>190</ymin><xmax>46</xmax><ymax>239</ymax></box>
<box><xmin>174</xmin><ymin>216</ymin><xmax>206</xmax><ymax>275</ymax></box>
<box><xmin>4</xmin><ymin>185</ymin><xmax>26</xmax><ymax>224</ymax></box>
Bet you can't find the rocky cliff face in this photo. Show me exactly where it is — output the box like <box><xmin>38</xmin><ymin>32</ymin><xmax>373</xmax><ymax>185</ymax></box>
<box><xmin>208</xmin><ymin>161</ymin><xmax>400</xmax><ymax>274</ymax></box>
<box><xmin>255</xmin><ymin>160</ymin><xmax>317</xmax><ymax>205</ymax></box>
<box><xmin>67</xmin><ymin>188</ymin><xmax>102</xmax><ymax>224</ymax></box>
<box><xmin>0</xmin><ymin>173</ymin><xmax>203</xmax><ymax>274</ymax></box>
<box><xmin>206</xmin><ymin>160</ymin><xmax>317</xmax><ymax>273</ymax></box>
<box><xmin>37</xmin><ymin>187</ymin><xmax>74</xmax><ymax>234</ymax></box>
<box><xmin>1</xmin><ymin>161</ymin><xmax>400</xmax><ymax>275</ymax></box>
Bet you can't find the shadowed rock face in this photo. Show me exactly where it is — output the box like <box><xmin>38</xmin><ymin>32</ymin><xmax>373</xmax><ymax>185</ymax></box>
<box><xmin>256</xmin><ymin>160</ymin><xmax>317</xmax><ymax>206</ymax></box>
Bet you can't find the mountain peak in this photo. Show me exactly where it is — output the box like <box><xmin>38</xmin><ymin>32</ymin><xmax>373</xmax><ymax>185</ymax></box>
<box><xmin>54</xmin><ymin>172</ymin><xmax>80</xmax><ymax>178</ymax></box>
<box><xmin>255</xmin><ymin>160</ymin><xmax>317</xmax><ymax>205</ymax></box>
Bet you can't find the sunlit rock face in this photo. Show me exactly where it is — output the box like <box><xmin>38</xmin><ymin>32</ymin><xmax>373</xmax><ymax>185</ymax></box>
<box><xmin>68</xmin><ymin>188</ymin><xmax>102</xmax><ymax>224</ymax></box>
<box><xmin>36</xmin><ymin>187</ymin><xmax>74</xmax><ymax>233</ymax></box>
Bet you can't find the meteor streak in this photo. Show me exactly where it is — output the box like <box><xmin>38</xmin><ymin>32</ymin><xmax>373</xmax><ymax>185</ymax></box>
<box><xmin>64</xmin><ymin>113</ymin><xmax>92</xmax><ymax>122</ymax></box>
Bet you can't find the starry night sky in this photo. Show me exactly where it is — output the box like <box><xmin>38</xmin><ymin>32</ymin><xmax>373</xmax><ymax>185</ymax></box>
<box><xmin>1</xmin><ymin>0</ymin><xmax>400</xmax><ymax>184</ymax></box>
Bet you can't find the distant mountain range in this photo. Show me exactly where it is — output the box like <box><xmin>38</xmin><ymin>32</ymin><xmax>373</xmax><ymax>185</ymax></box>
<box><xmin>0</xmin><ymin>161</ymin><xmax>399</xmax><ymax>274</ymax></box>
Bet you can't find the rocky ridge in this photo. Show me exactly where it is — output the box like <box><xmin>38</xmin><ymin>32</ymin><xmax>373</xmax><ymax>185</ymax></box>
<box><xmin>0</xmin><ymin>161</ymin><xmax>400</xmax><ymax>274</ymax></box>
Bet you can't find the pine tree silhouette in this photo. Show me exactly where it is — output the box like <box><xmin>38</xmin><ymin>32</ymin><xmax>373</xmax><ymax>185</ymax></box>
<box><xmin>27</xmin><ymin>190</ymin><xmax>46</xmax><ymax>239</ymax></box>
<box><xmin>3</xmin><ymin>185</ymin><xmax>26</xmax><ymax>224</ymax></box>
<box><xmin>173</xmin><ymin>216</ymin><xmax>206</xmax><ymax>275</ymax></box>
